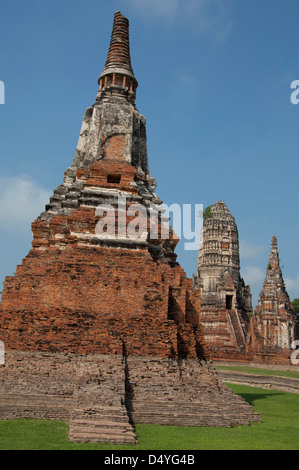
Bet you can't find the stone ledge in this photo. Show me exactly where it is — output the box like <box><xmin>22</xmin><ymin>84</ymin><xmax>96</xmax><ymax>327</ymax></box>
<box><xmin>218</xmin><ymin>370</ymin><xmax>299</xmax><ymax>394</ymax></box>
<box><xmin>0</xmin><ymin>351</ymin><xmax>260</xmax><ymax>442</ymax></box>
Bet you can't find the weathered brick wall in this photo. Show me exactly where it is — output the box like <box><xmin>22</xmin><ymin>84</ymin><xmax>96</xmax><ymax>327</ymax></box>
<box><xmin>126</xmin><ymin>356</ymin><xmax>260</xmax><ymax>427</ymax></box>
<box><xmin>0</xmin><ymin>245</ymin><xmax>205</xmax><ymax>359</ymax></box>
<box><xmin>0</xmin><ymin>352</ymin><xmax>75</xmax><ymax>420</ymax></box>
<box><xmin>212</xmin><ymin>349</ymin><xmax>293</xmax><ymax>365</ymax></box>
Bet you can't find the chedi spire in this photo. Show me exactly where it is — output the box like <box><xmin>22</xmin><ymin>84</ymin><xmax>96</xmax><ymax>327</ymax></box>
<box><xmin>253</xmin><ymin>236</ymin><xmax>296</xmax><ymax>351</ymax></box>
<box><xmin>98</xmin><ymin>11</ymin><xmax>138</xmax><ymax>103</ymax></box>
<box><xmin>256</xmin><ymin>236</ymin><xmax>294</xmax><ymax>316</ymax></box>
<box><xmin>102</xmin><ymin>11</ymin><xmax>135</xmax><ymax>77</ymax></box>
<box><xmin>266</xmin><ymin>236</ymin><xmax>281</xmax><ymax>275</ymax></box>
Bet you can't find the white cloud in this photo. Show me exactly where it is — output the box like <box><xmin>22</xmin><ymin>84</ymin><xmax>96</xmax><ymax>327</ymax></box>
<box><xmin>239</xmin><ymin>240</ymin><xmax>264</xmax><ymax>259</ymax></box>
<box><xmin>0</xmin><ymin>175</ymin><xmax>50</xmax><ymax>231</ymax></box>
<box><xmin>123</xmin><ymin>0</ymin><xmax>233</xmax><ymax>41</ymax></box>
<box><xmin>285</xmin><ymin>275</ymin><xmax>299</xmax><ymax>294</ymax></box>
<box><xmin>241</xmin><ymin>265</ymin><xmax>265</xmax><ymax>286</ymax></box>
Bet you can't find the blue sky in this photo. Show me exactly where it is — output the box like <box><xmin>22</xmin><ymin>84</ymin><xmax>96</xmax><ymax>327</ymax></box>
<box><xmin>0</xmin><ymin>0</ymin><xmax>298</xmax><ymax>307</ymax></box>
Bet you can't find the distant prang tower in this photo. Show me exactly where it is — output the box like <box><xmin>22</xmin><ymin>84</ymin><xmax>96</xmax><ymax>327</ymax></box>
<box><xmin>252</xmin><ymin>236</ymin><xmax>297</xmax><ymax>354</ymax></box>
<box><xmin>195</xmin><ymin>201</ymin><xmax>252</xmax><ymax>357</ymax></box>
<box><xmin>0</xmin><ymin>12</ymin><xmax>260</xmax><ymax>443</ymax></box>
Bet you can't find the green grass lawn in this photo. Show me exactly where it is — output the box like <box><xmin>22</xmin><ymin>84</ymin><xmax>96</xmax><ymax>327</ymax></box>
<box><xmin>0</xmin><ymin>384</ymin><xmax>298</xmax><ymax>450</ymax></box>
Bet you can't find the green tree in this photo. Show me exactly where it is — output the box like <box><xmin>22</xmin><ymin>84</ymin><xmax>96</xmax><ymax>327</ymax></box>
<box><xmin>203</xmin><ymin>205</ymin><xmax>213</xmax><ymax>221</ymax></box>
<box><xmin>292</xmin><ymin>299</ymin><xmax>299</xmax><ymax>314</ymax></box>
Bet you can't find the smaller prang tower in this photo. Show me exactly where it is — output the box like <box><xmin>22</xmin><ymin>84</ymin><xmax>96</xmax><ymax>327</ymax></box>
<box><xmin>252</xmin><ymin>237</ymin><xmax>297</xmax><ymax>354</ymax></box>
<box><xmin>194</xmin><ymin>201</ymin><xmax>252</xmax><ymax>357</ymax></box>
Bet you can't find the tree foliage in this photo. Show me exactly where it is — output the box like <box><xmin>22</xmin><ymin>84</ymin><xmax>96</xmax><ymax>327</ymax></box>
<box><xmin>203</xmin><ymin>205</ymin><xmax>213</xmax><ymax>221</ymax></box>
<box><xmin>292</xmin><ymin>299</ymin><xmax>299</xmax><ymax>314</ymax></box>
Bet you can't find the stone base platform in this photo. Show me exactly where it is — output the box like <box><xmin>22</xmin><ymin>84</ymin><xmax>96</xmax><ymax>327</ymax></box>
<box><xmin>0</xmin><ymin>351</ymin><xmax>260</xmax><ymax>443</ymax></box>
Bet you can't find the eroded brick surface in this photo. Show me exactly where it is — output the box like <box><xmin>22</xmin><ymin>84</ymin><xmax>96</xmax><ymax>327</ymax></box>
<box><xmin>0</xmin><ymin>352</ymin><xmax>260</xmax><ymax>433</ymax></box>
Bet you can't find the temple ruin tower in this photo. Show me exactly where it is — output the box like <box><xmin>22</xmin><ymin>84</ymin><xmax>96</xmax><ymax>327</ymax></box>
<box><xmin>194</xmin><ymin>201</ymin><xmax>252</xmax><ymax>358</ymax></box>
<box><xmin>252</xmin><ymin>236</ymin><xmax>296</xmax><ymax>353</ymax></box>
<box><xmin>42</xmin><ymin>11</ymin><xmax>158</xmax><ymax>225</ymax></box>
<box><xmin>0</xmin><ymin>12</ymin><xmax>260</xmax><ymax>443</ymax></box>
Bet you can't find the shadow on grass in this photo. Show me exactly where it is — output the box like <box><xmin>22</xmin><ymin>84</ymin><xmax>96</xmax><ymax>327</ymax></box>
<box><xmin>236</xmin><ymin>389</ymin><xmax>284</xmax><ymax>407</ymax></box>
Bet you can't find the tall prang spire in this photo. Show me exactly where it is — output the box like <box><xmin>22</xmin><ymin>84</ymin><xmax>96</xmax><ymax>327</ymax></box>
<box><xmin>194</xmin><ymin>200</ymin><xmax>252</xmax><ymax>356</ymax></box>
<box><xmin>266</xmin><ymin>236</ymin><xmax>280</xmax><ymax>273</ymax></box>
<box><xmin>103</xmin><ymin>11</ymin><xmax>134</xmax><ymax>77</ymax></box>
<box><xmin>260</xmin><ymin>236</ymin><xmax>287</xmax><ymax>291</ymax></box>
<box><xmin>258</xmin><ymin>236</ymin><xmax>294</xmax><ymax>314</ymax></box>
<box><xmin>97</xmin><ymin>11</ymin><xmax>138</xmax><ymax>103</ymax></box>
<box><xmin>253</xmin><ymin>236</ymin><xmax>296</xmax><ymax>351</ymax></box>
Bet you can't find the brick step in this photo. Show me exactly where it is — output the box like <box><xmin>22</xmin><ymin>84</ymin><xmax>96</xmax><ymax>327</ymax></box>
<box><xmin>0</xmin><ymin>392</ymin><xmax>73</xmax><ymax>400</ymax></box>
<box><xmin>73</xmin><ymin>400</ymin><xmax>126</xmax><ymax>408</ymax></box>
<box><xmin>130</xmin><ymin>415</ymin><xmax>258</xmax><ymax>427</ymax></box>
<box><xmin>0</xmin><ymin>403</ymin><xmax>70</xmax><ymax>412</ymax></box>
<box><xmin>130</xmin><ymin>411</ymin><xmax>260</xmax><ymax>426</ymax></box>
<box><xmin>129</xmin><ymin>407</ymin><xmax>259</xmax><ymax>420</ymax></box>
<box><xmin>0</xmin><ymin>397</ymin><xmax>72</xmax><ymax>407</ymax></box>
<box><xmin>71</xmin><ymin>401</ymin><xmax>124</xmax><ymax>411</ymax></box>
<box><xmin>69</xmin><ymin>414</ymin><xmax>137</xmax><ymax>444</ymax></box>
<box><xmin>69</xmin><ymin>423</ymin><xmax>135</xmax><ymax>436</ymax></box>
<box><xmin>69</xmin><ymin>432</ymin><xmax>137</xmax><ymax>444</ymax></box>
<box><xmin>0</xmin><ymin>406</ymin><xmax>70</xmax><ymax>420</ymax></box>
<box><xmin>70</xmin><ymin>418</ymin><xmax>132</xmax><ymax>429</ymax></box>
<box><xmin>127</xmin><ymin>401</ymin><xmax>254</xmax><ymax>413</ymax></box>
<box><xmin>70</xmin><ymin>408</ymin><xmax>129</xmax><ymax>422</ymax></box>
<box><xmin>228</xmin><ymin>310</ymin><xmax>246</xmax><ymax>348</ymax></box>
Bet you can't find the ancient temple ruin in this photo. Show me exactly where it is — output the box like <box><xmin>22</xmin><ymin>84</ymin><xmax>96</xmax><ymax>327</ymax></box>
<box><xmin>194</xmin><ymin>201</ymin><xmax>252</xmax><ymax>358</ymax></box>
<box><xmin>195</xmin><ymin>201</ymin><xmax>297</xmax><ymax>364</ymax></box>
<box><xmin>249</xmin><ymin>237</ymin><xmax>297</xmax><ymax>358</ymax></box>
<box><xmin>0</xmin><ymin>12</ymin><xmax>260</xmax><ymax>443</ymax></box>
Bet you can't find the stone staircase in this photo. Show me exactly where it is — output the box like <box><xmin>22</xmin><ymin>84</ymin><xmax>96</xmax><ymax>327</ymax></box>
<box><xmin>228</xmin><ymin>310</ymin><xmax>246</xmax><ymax>349</ymax></box>
<box><xmin>68</xmin><ymin>356</ymin><xmax>137</xmax><ymax>444</ymax></box>
<box><xmin>69</xmin><ymin>406</ymin><xmax>136</xmax><ymax>444</ymax></box>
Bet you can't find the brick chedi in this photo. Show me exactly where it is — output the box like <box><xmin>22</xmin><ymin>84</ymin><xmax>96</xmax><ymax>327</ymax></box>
<box><xmin>194</xmin><ymin>201</ymin><xmax>252</xmax><ymax>358</ymax></box>
<box><xmin>0</xmin><ymin>12</ymin><xmax>260</xmax><ymax>443</ymax></box>
<box><xmin>249</xmin><ymin>237</ymin><xmax>297</xmax><ymax>358</ymax></box>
